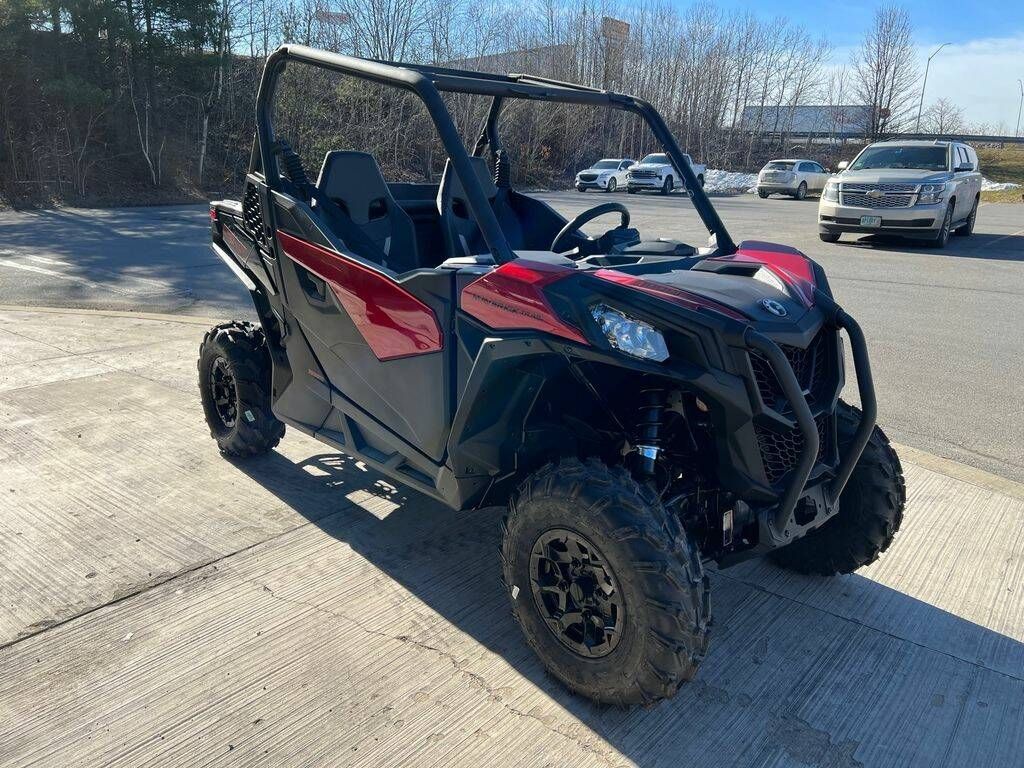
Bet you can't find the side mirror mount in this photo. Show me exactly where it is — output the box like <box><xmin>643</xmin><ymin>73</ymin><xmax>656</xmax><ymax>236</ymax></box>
<box><xmin>837</xmin><ymin>160</ymin><xmax>849</xmax><ymax>171</ymax></box>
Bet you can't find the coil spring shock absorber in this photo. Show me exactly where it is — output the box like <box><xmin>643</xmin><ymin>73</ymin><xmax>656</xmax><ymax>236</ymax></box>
<box><xmin>635</xmin><ymin>388</ymin><xmax>666</xmax><ymax>477</ymax></box>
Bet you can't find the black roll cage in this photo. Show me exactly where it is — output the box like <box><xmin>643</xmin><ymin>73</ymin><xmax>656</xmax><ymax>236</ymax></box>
<box><xmin>253</xmin><ymin>44</ymin><xmax>737</xmax><ymax>263</ymax></box>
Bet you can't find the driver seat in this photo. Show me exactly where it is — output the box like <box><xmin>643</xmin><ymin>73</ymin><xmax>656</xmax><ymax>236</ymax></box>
<box><xmin>436</xmin><ymin>156</ymin><xmax>524</xmax><ymax>259</ymax></box>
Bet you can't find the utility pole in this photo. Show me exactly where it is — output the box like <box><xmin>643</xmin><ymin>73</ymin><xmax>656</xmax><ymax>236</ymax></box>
<box><xmin>915</xmin><ymin>43</ymin><xmax>950</xmax><ymax>133</ymax></box>
<box><xmin>1016</xmin><ymin>79</ymin><xmax>1023</xmax><ymax>138</ymax></box>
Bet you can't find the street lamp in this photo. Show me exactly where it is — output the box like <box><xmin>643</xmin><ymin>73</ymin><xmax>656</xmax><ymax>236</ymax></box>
<box><xmin>1016</xmin><ymin>79</ymin><xmax>1023</xmax><ymax>138</ymax></box>
<box><xmin>915</xmin><ymin>43</ymin><xmax>950</xmax><ymax>133</ymax></box>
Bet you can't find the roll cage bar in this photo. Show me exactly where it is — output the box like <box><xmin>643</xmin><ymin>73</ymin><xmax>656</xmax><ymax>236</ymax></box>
<box><xmin>254</xmin><ymin>44</ymin><xmax>737</xmax><ymax>263</ymax></box>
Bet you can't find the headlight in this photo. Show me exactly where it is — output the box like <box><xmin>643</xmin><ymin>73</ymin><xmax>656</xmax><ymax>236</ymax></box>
<box><xmin>918</xmin><ymin>183</ymin><xmax>946</xmax><ymax>204</ymax></box>
<box><xmin>823</xmin><ymin>182</ymin><xmax>839</xmax><ymax>202</ymax></box>
<box><xmin>591</xmin><ymin>305</ymin><xmax>669</xmax><ymax>362</ymax></box>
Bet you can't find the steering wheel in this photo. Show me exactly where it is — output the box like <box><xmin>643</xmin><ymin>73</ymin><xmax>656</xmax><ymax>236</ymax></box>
<box><xmin>551</xmin><ymin>202</ymin><xmax>631</xmax><ymax>254</ymax></box>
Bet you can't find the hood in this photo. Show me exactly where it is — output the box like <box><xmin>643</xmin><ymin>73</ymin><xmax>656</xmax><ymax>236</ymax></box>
<box><xmin>629</xmin><ymin>269</ymin><xmax>809</xmax><ymax>322</ymax></box>
<box><xmin>837</xmin><ymin>168</ymin><xmax>951</xmax><ymax>185</ymax></box>
<box><xmin>630</xmin><ymin>162</ymin><xmax>674</xmax><ymax>172</ymax></box>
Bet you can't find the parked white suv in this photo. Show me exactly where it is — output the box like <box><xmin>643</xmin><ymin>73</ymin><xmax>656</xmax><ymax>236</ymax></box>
<box><xmin>818</xmin><ymin>140</ymin><xmax>982</xmax><ymax>248</ymax></box>
<box><xmin>757</xmin><ymin>159</ymin><xmax>829</xmax><ymax>200</ymax></box>
<box><xmin>575</xmin><ymin>158</ymin><xmax>635</xmax><ymax>192</ymax></box>
<box><xmin>626</xmin><ymin>152</ymin><xmax>705</xmax><ymax>195</ymax></box>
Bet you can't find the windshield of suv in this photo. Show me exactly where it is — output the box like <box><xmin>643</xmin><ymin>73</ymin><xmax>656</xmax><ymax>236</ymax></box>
<box><xmin>849</xmin><ymin>146</ymin><xmax>949</xmax><ymax>172</ymax></box>
<box><xmin>764</xmin><ymin>161</ymin><xmax>795</xmax><ymax>171</ymax></box>
<box><xmin>592</xmin><ymin>160</ymin><xmax>619</xmax><ymax>169</ymax></box>
<box><xmin>640</xmin><ymin>153</ymin><xmax>670</xmax><ymax>165</ymax></box>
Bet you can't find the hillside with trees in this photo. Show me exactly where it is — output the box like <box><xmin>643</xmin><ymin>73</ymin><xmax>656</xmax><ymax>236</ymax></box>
<box><xmin>0</xmin><ymin>1</ymin><xmax>950</xmax><ymax>207</ymax></box>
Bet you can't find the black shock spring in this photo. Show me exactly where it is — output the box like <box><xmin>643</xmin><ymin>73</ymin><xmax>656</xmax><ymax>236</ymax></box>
<box><xmin>635</xmin><ymin>388</ymin><xmax>666</xmax><ymax>476</ymax></box>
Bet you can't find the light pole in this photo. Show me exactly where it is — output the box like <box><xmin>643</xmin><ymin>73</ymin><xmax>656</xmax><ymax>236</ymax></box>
<box><xmin>1016</xmin><ymin>79</ymin><xmax>1023</xmax><ymax>138</ymax></box>
<box><xmin>915</xmin><ymin>43</ymin><xmax>950</xmax><ymax>133</ymax></box>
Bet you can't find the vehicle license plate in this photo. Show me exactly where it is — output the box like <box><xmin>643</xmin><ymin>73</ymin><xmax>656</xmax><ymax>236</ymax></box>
<box><xmin>860</xmin><ymin>215</ymin><xmax>882</xmax><ymax>227</ymax></box>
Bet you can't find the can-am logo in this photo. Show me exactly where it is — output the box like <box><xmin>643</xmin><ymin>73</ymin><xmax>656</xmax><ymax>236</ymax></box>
<box><xmin>760</xmin><ymin>298</ymin><xmax>788</xmax><ymax>317</ymax></box>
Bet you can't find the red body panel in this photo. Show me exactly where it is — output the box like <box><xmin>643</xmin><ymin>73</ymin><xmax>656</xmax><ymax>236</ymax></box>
<box><xmin>710</xmin><ymin>240</ymin><xmax>817</xmax><ymax>307</ymax></box>
<box><xmin>276</xmin><ymin>231</ymin><xmax>443</xmax><ymax>361</ymax></box>
<box><xmin>460</xmin><ymin>260</ymin><xmax>588</xmax><ymax>344</ymax></box>
<box><xmin>594</xmin><ymin>269</ymin><xmax>749</xmax><ymax>321</ymax></box>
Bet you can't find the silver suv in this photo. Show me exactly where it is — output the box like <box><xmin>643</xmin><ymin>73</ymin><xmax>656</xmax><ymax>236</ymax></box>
<box><xmin>818</xmin><ymin>140</ymin><xmax>981</xmax><ymax>248</ymax></box>
<box><xmin>757</xmin><ymin>159</ymin><xmax>829</xmax><ymax>199</ymax></box>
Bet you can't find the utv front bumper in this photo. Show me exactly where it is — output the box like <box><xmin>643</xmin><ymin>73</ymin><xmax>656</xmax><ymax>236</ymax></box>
<box><xmin>739</xmin><ymin>300</ymin><xmax>876</xmax><ymax>552</ymax></box>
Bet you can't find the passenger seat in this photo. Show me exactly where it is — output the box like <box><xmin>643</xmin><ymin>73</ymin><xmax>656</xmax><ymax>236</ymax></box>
<box><xmin>436</xmin><ymin>156</ymin><xmax>524</xmax><ymax>260</ymax></box>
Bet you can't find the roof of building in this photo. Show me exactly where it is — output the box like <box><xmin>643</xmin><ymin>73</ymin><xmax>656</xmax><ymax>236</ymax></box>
<box><xmin>740</xmin><ymin>105</ymin><xmax>873</xmax><ymax>135</ymax></box>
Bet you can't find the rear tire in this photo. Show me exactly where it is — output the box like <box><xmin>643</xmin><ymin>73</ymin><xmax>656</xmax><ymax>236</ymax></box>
<box><xmin>770</xmin><ymin>402</ymin><xmax>905</xmax><ymax>576</ymax></box>
<box><xmin>198</xmin><ymin>321</ymin><xmax>285</xmax><ymax>457</ymax></box>
<box><xmin>606</xmin><ymin>177</ymin><xmax>617</xmax><ymax>193</ymax></box>
<box><xmin>661</xmin><ymin>176</ymin><xmax>673</xmax><ymax>196</ymax></box>
<box><xmin>819</xmin><ymin>232</ymin><xmax>841</xmax><ymax>243</ymax></box>
<box><xmin>502</xmin><ymin>458</ymin><xmax>709</xmax><ymax>705</ymax></box>
<box><xmin>758</xmin><ymin>189</ymin><xmax>769</xmax><ymax>199</ymax></box>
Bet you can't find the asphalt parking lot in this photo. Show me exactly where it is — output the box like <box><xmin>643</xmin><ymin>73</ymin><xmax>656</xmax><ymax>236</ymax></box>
<box><xmin>1</xmin><ymin>192</ymin><xmax>1022</xmax><ymax>481</ymax></box>
<box><xmin>2</xmin><ymin>307</ymin><xmax>1024</xmax><ymax>767</ymax></box>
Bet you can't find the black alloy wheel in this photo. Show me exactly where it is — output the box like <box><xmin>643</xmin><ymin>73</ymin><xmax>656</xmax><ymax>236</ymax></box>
<box><xmin>209</xmin><ymin>357</ymin><xmax>238</xmax><ymax>429</ymax></box>
<box><xmin>529</xmin><ymin>528</ymin><xmax>625</xmax><ymax>658</ymax></box>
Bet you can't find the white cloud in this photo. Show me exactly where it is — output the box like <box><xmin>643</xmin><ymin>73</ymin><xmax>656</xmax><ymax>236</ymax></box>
<box><xmin>828</xmin><ymin>34</ymin><xmax>1024</xmax><ymax>133</ymax></box>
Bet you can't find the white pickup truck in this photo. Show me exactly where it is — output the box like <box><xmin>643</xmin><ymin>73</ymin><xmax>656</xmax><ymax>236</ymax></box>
<box><xmin>626</xmin><ymin>152</ymin><xmax>706</xmax><ymax>195</ymax></box>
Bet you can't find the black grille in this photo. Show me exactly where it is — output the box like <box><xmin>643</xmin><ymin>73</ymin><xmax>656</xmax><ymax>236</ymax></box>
<box><xmin>578</xmin><ymin>173</ymin><xmax>598</xmax><ymax>182</ymax></box>
<box><xmin>242</xmin><ymin>184</ymin><xmax>266</xmax><ymax>247</ymax></box>
<box><xmin>749</xmin><ymin>330</ymin><xmax>828</xmax><ymax>410</ymax></box>
<box><xmin>756</xmin><ymin>416</ymin><xmax>829</xmax><ymax>484</ymax></box>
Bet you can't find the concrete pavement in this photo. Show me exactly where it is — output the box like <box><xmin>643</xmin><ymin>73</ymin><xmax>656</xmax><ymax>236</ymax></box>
<box><xmin>2</xmin><ymin>307</ymin><xmax>1023</xmax><ymax>767</ymax></box>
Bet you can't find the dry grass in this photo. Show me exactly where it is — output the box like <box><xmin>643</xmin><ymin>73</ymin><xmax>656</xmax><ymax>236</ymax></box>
<box><xmin>978</xmin><ymin>145</ymin><xmax>1024</xmax><ymax>203</ymax></box>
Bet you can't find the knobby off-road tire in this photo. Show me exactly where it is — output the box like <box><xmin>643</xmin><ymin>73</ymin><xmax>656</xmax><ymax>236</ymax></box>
<box><xmin>770</xmin><ymin>402</ymin><xmax>905</xmax><ymax>576</ymax></box>
<box><xmin>502</xmin><ymin>458</ymin><xmax>710</xmax><ymax>705</ymax></box>
<box><xmin>198</xmin><ymin>321</ymin><xmax>285</xmax><ymax>457</ymax></box>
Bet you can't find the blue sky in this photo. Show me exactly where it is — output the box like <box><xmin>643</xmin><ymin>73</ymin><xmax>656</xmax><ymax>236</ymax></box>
<box><xmin>708</xmin><ymin>0</ymin><xmax>1024</xmax><ymax>129</ymax></box>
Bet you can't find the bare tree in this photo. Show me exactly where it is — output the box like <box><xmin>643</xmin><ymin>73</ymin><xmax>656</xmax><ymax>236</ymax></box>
<box><xmin>921</xmin><ymin>97</ymin><xmax>965</xmax><ymax>135</ymax></box>
<box><xmin>851</xmin><ymin>6</ymin><xmax>918</xmax><ymax>138</ymax></box>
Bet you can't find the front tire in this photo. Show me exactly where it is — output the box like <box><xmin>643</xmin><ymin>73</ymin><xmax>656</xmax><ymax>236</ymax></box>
<box><xmin>770</xmin><ymin>402</ymin><xmax>905</xmax><ymax>576</ymax></box>
<box><xmin>198</xmin><ymin>321</ymin><xmax>285</xmax><ymax>457</ymax></box>
<box><xmin>502</xmin><ymin>459</ymin><xmax>709</xmax><ymax>705</ymax></box>
<box><xmin>794</xmin><ymin>181</ymin><xmax>808</xmax><ymax>200</ymax></box>
<box><xmin>955</xmin><ymin>197</ymin><xmax>978</xmax><ymax>236</ymax></box>
<box><xmin>819</xmin><ymin>232</ymin><xmax>841</xmax><ymax>243</ymax></box>
<box><xmin>926</xmin><ymin>201</ymin><xmax>955</xmax><ymax>248</ymax></box>
<box><xmin>758</xmin><ymin>189</ymin><xmax>770</xmax><ymax>199</ymax></box>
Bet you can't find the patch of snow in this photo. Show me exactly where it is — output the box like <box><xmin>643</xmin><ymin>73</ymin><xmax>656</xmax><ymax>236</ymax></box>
<box><xmin>981</xmin><ymin>177</ymin><xmax>1021</xmax><ymax>192</ymax></box>
<box><xmin>703</xmin><ymin>169</ymin><xmax>758</xmax><ymax>194</ymax></box>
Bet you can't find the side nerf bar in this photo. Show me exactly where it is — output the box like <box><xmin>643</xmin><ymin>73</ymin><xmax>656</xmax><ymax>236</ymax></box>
<box><xmin>743</xmin><ymin>300</ymin><xmax>877</xmax><ymax>535</ymax></box>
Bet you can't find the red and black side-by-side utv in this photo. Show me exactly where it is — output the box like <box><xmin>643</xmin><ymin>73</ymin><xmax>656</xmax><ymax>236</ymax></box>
<box><xmin>200</xmin><ymin>45</ymin><xmax>905</xmax><ymax>705</ymax></box>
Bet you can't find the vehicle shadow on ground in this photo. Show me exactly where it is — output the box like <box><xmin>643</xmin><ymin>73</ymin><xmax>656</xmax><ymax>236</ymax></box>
<box><xmin>0</xmin><ymin>206</ymin><xmax>251</xmax><ymax>310</ymax></box>
<box><xmin>847</xmin><ymin>232</ymin><xmax>1024</xmax><ymax>261</ymax></box>
<box><xmin>232</xmin><ymin>448</ymin><xmax>1024</xmax><ymax>766</ymax></box>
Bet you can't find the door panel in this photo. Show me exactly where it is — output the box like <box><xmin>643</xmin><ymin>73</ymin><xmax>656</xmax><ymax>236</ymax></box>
<box><xmin>273</xmin><ymin>204</ymin><xmax>454</xmax><ymax>461</ymax></box>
